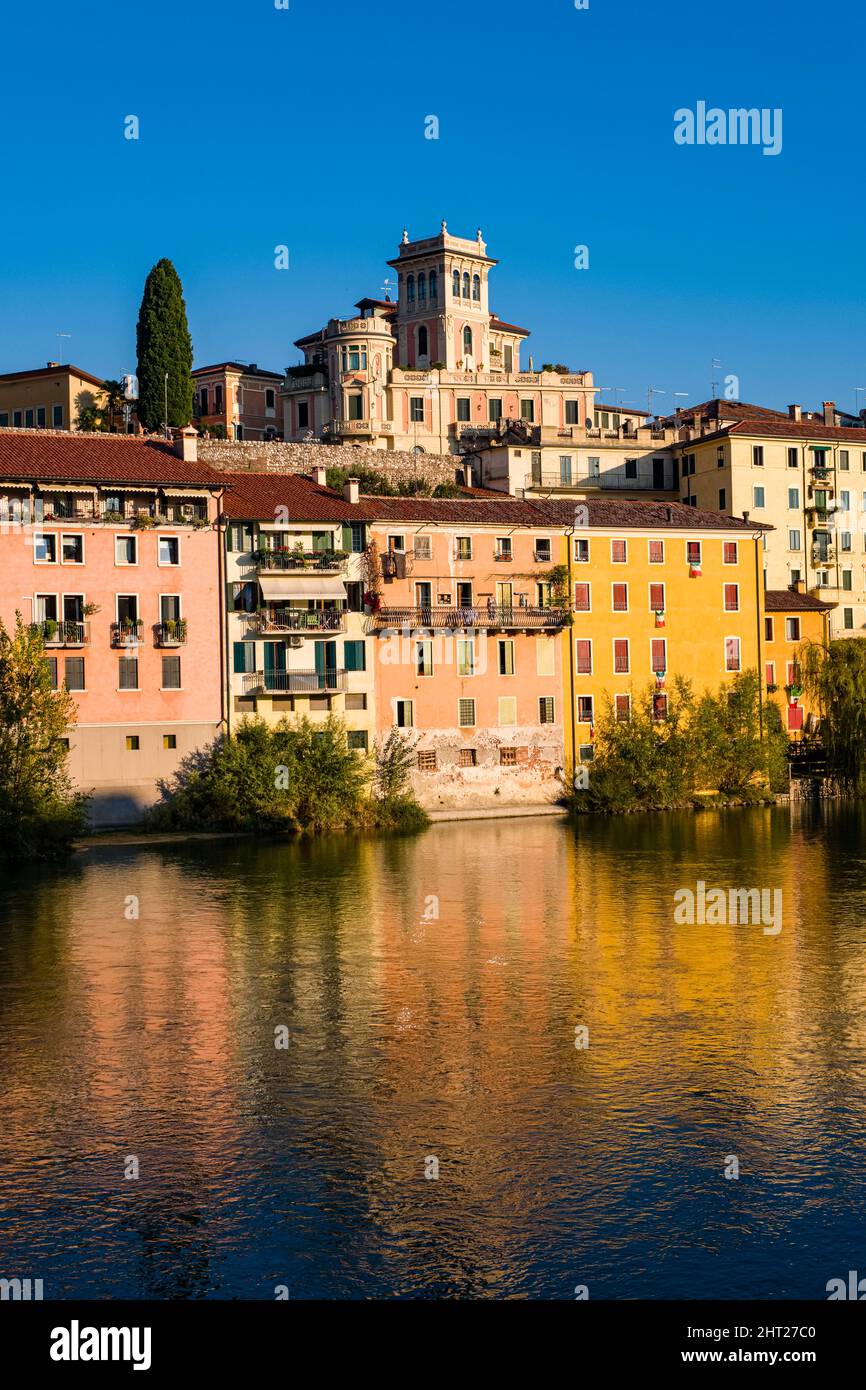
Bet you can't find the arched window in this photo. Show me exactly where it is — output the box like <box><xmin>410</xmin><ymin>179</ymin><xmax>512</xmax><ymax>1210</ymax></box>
<box><xmin>472</xmin><ymin>274</ymin><xmax>480</xmax><ymax>301</ymax></box>
<box><xmin>418</xmin><ymin>326</ymin><xmax>429</xmax><ymax>359</ymax></box>
<box><xmin>407</xmin><ymin>274</ymin><xmax>415</xmax><ymax>304</ymax></box>
<box><xmin>429</xmin><ymin>270</ymin><xmax>438</xmax><ymax>302</ymax></box>
<box><xmin>452</xmin><ymin>269</ymin><xmax>460</xmax><ymax>298</ymax></box>
<box><xmin>462</xmin><ymin>272</ymin><xmax>470</xmax><ymax>299</ymax></box>
<box><xmin>463</xmin><ymin>325</ymin><xmax>473</xmax><ymax>357</ymax></box>
<box><xmin>418</xmin><ymin>272</ymin><xmax>426</xmax><ymax>301</ymax></box>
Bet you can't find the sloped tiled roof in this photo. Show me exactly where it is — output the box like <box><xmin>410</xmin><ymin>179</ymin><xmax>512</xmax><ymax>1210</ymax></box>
<box><xmin>662</xmin><ymin>398</ymin><xmax>790</xmax><ymax>426</ymax></box>
<box><xmin>0</xmin><ymin>430</ymin><xmax>225</xmax><ymax>486</ymax></box>
<box><xmin>764</xmin><ymin>589</ymin><xmax>835</xmax><ymax>612</ymax></box>
<box><xmin>0</xmin><ymin>363</ymin><xmax>106</xmax><ymax>388</ymax></box>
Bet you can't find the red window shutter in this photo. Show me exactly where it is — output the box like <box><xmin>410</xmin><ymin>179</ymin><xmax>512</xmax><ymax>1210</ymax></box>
<box><xmin>651</xmin><ymin>638</ymin><xmax>666</xmax><ymax>671</ymax></box>
<box><xmin>650</xmin><ymin>583</ymin><xmax>664</xmax><ymax>610</ymax></box>
<box><xmin>724</xmin><ymin>583</ymin><xmax>739</xmax><ymax>611</ymax></box>
<box><xmin>613</xmin><ymin>583</ymin><xmax>628</xmax><ymax>611</ymax></box>
<box><xmin>614</xmin><ymin>639</ymin><xmax>629</xmax><ymax>673</ymax></box>
<box><xmin>612</xmin><ymin>539</ymin><xmax>627</xmax><ymax>562</ymax></box>
<box><xmin>576</xmin><ymin>640</ymin><xmax>592</xmax><ymax>674</ymax></box>
<box><xmin>574</xmin><ymin>583</ymin><xmax>590</xmax><ymax>611</ymax></box>
<box><xmin>787</xmin><ymin>704</ymin><xmax>804</xmax><ymax>731</ymax></box>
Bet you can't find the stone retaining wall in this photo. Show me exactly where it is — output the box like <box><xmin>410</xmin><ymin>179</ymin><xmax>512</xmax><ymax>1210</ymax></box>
<box><xmin>198</xmin><ymin>438</ymin><xmax>462</xmax><ymax>485</ymax></box>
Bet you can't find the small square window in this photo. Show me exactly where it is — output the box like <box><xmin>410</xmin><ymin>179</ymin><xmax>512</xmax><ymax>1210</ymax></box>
<box><xmin>163</xmin><ymin>734</ymin><xmax>177</xmax><ymax>749</ymax></box>
<box><xmin>347</xmin><ymin>730</ymin><xmax>368</xmax><ymax>751</ymax></box>
<box><xmin>539</xmin><ymin>696</ymin><xmax>555</xmax><ymax>724</ymax></box>
<box><xmin>457</xmin><ymin>698</ymin><xmax>476</xmax><ymax>728</ymax></box>
<box><xmin>396</xmin><ymin>699</ymin><xmax>414</xmax><ymax>728</ymax></box>
<box><xmin>158</xmin><ymin>536</ymin><xmax>180</xmax><ymax>565</ymax></box>
<box><xmin>499</xmin><ymin>747</ymin><xmax>519</xmax><ymax>766</ymax></box>
<box><xmin>417</xmin><ymin>750</ymin><xmax>437</xmax><ymax>771</ymax></box>
<box><xmin>126</xmin><ymin>735</ymin><xmax>140</xmax><ymax>751</ymax></box>
<box><xmin>162</xmin><ymin>655</ymin><xmax>181</xmax><ymax>689</ymax></box>
<box><xmin>611</xmin><ymin>539</ymin><xmax>627</xmax><ymax>563</ymax></box>
<box><xmin>459</xmin><ymin>747</ymin><xmax>476</xmax><ymax>767</ymax></box>
<box><xmin>61</xmin><ymin>534</ymin><xmax>83</xmax><ymax>563</ymax></box>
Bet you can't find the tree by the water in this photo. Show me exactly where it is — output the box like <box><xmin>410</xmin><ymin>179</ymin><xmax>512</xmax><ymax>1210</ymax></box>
<box><xmin>800</xmin><ymin>637</ymin><xmax>866</xmax><ymax>791</ymax></box>
<box><xmin>135</xmin><ymin>259</ymin><xmax>194</xmax><ymax>432</ymax></box>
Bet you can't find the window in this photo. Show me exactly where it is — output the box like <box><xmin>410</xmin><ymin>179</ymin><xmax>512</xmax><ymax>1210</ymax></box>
<box><xmin>575</xmin><ymin>639</ymin><xmax>592</xmax><ymax>674</ymax></box>
<box><xmin>753</xmin><ymin>486</ymin><xmax>765</xmax><ymax>507</ymax></box>
<box><xmin>534</xmin><ymin>538</ymin><xmax>551</xmax><ymax>562</ymax></box>
<box><xmin>417</xmin><ymin>750</ymin><xmax>437</xmax><ymax>771</ymax></box>
<box><xmin>844</xmin><ymin>608</ymin><xmax>854</xmax><ymax>630</ymax></box>
<box><xmin>160</xmin><ymin>654</ymin><xmax>180</xmax><ymax>689</ymax></box>
<box><xmin>612</xmin><ymin>582</ymin><xmax>628</xmax><ymax>612</ymax></box>
<box><xmin>624</xmin><ymin>458</ymin><xmax>638</xmax><ymax>480</ymax></box>
<box><xmin>36</xmin><ymin>407</ymin><xmax>46</xmax><ymax>428</ymax></box>
<box><xmin>409</xmin><ymin>396</ymin><xmax>424</xmax><ymax>423</ymax></box>
<box><xmin>840</xmin><ymin>449</ymin><xmax>850</xmax><ymax>470</ymax></box>
<box><xmin>498</xmin><ymin>747</ymin><xmax>517</xmax><ymax>767</ymax></box>
<box><xmin>789</xmin><ymin>529</ymin><xmax>801</xmax><ymax>550</ymax></box>
<box><xmin>785</xmin><ymin>617</ymin><xmax>801</xmax><ymax>641</ymax></box>
<box><xmin>119</xmin><ymin>657</ymin><xmax>139</xmax><ymax>690</ymax></box>
<box><xmin>406</xmin><ymin>274</ymin><xmax>415</xmax><ymax>304</ymax></box>
<box><xmin>611</xmin><ymin>539</ymin><xmax>627</xmax><ymax>564</ymax></box>
<box><xmin>214</xmin><ymin>385</ymin><xmax>224</xmax><ymax>411</ymax></box>
<box><xmin>841</xmin><ymin>489</ymin><xmax>851</xmax><ymax>512</ymax></box>
<box><xmin>347</xmin><ymin>730</ymin><xmax>368</xmax><ymax>752</ymax></box>
<box><xmin>472</xmin><ymin>274</ymin><xmax>480</xmax><ymax>301</ymax></box>
<box><xmin>843</xmin><ymin>569</ymin><xmax>853</xmax><ymax>590</ymax></box>
<box><xmin>559</xmin><ymin>455</ymin><xmax>573</xmax><ymax>485</ymax></box>
<box><xmin>519</xmin><ymin>399</ymin><xmax>535</xmax><ymax>422</ymax></box>
<box><xmin>348</xmin><ymin>394</ymin><xmax>364</xmax><ymax>421</ymax></box>
<box><xmin>765</xmin><ymin>661</ymin><xmax>775</xmax><ymax>685</ymax></box>
<box><xmin>459</xmin><ymin>747</ymin><xmax>476</xmax><ymax>767</ymax></box>
<box><xmin>61</xmin><ymin>533</ymin><xmax>83</xmax><ymax>564</ymax></box>
<box><xmin>163</xmin><ymin>734</ymin><xmax>177</xmax><ymax>750</ymax></box>
<box><xmin>232</xmin><ymin>643</ymin><xmax>256</xmax><ymax>679</ymax></box>
<box><xmin>45</xmin><ymin>656</ymin><xmax>58</xmax><ymax>690</ymax></box>
<box><xmin>458</xmin><ymin>698</ymin><xmax>476</xmax><ymax>727</ymax></box>
<box><xmin>498</xmin><ymin>640</ymin><xmax>515</xmax><ymax>675</ymax></box>
<box><xmin>418</xmin><ymin>326</ymin><xmax>428</xmax><ymax>358</ymax></box>
<box><xmin>452</xmin><ymin>269</ymin><xmax>460</xmax><ymax>298</ymax></box>
<box><xmin>52</xmin><ymin>405</ymin><xmax>63</xmax><ymax>427</ymax></box>
<box><xmin>787</xmin><ymin>447</ymin><xmax>798</xmax><ymax>469</ymax></box>
<box><xmin>725</xmin><ymin>636</ymin><xmax>741</xmax><ymax>672</ymax></box>
<box><xmin>462</xmin><ymin>273</ymin><xmax>470</xmax><ymax>300</ymax></box>
<box><xmin>504</xmin><ymin>345</ymin><xmax>513</xmax><ymax>372</ymax></box>
<box><xmin>613</xmin><ymin>638</ymin><xmax>630</xmax><ymax>673</ymax></box>
<box><xmin>456</xmin><ymin>397</ymin><xmax>470</xmax><ymax>422</ymax></box>
<box><xmin>652</xmin><ymin>693</ymin><xmax>668</xmax><ymax>722</ymax></box>
<box><xmin>718</xmin><ymin>489</ymin><xmax>726</xmax><ymax>509</ymax></box>
<box><xmin>429</xmin><ymin>270</ymin><xmax>438</xmax><ymax>302</ymax></box>
<box><xmin>537</xmin><ymin>636</ymin><xmax>555</xmax><ymax>677</ymax></box>
<box><xmin>651</xmin><ymin>638</ymin><xmax>667</xmax><ymax>673</ymax></box>
<box><xmin>345</xmin><ymin>693</ymin><xmax>367</xmax><ymax>711</ymax></box>
<box><xmin>158</xmin><ymin>536</ymin><xmax>180</xmax><ymax>566</ymax></box>
<box><xmin>764</xmin><ymin>618</ymin><xmax>774</xmax><ymax>641</ymax></box>
<box><xmin>396</xmin><ymin>699</ymin><xmax>414</xmax><ymax>728</ymax></box>
<box><xmin>574</xmin><ymin>538</ymin><xmax>589</xmax><ymax>563</ymax></box>
<box><xmin>577</xmin><ymin>695</ymin><xmax>594</xmax><ymax>724</ymax></box>
<box><xmin>455</xmin><ymin>536</ymin><xmax>472</xmax><ymax>560</ymax></box>
<box><xmin>495</xmin><ymin>537</ymin><xmax>512</xmax><ymax>560</ymax></box>
<box><xmin>650</xmin><ymin>582</ymin><xmax>665</xmax><ymax>611</ymax></box>
<box><xmin>498</xmin><ymin>697</ymin><xmax>517</xmax><ymax>726</ymax></box>
<box><xmin>463</xmin><ymin>325</ymin><xmax>473</xmax><ymax>357</ymax></box>
<box><xmin>344</xmin><ymin>640</ymin><xmax>366</xmax><ymax>671</ymax></box>
<box><xmin>649</xmin><ymin>539</ymin><xmax>664</xmax><ymax>564</ymax></box>
<box><xmin>790</xmin><ymin>569</ymin><xmax>801</xmax><ymax>586</ymax></box>
<box><xmin>416</xmin><ymin>639</ymin><xmax>434</xmax><ymax>676</ymax></box>
<box><xmin>13</xmin><ymin>410</ymin><xmax>22</xmax><ymax>427</ymax></box>
<box><xmin>721</xmin><ymin>541</ymin><xmax>737</xmax><ymax>565</ymax></box>
<box><xmin>752</xmin><ymin>445</ymin><xmax>764</xmax><ymax>467</ymax></box>
<box><xmin>537</xmin><ymin>696</ymin><xmax>555</xmax><ymax>725</ymax></box>
<box><xmin>297</xmin><ymin>401</ymin><xmax>309</xmax><ymax>430</ymax></box>
<box><xmin>34</xmin><ymin>533</ymin><xmax>57</xmax><ymax>563</ymax></box>
<box><xmin>489</xmin><ymin>398</ymin><xmax>502</xmax><ymax>422</ymax></box>
<box><xmin>573</xmin><ymin>582</ymin><xmax>591</xmax><ymax>611</ymax></box>
<box><xmin>387</xmin><ymin>534</ymin><xmax>406</xmax><ymax>552</ymax></box>
<box><xmin>0</xmin><ymin>411</ymin><xmax>7</xmax><ymax>426</ymax></box>
<box><xmin>687</xmin><ymin>541</ymin><xmax>701</xmax><ymax>566</ymax></box>
<box><xmin>413</xmin><ymin>534</ymin><xmax>432</xmax><ymax>559</ymax></box>
<box><xmin>349</xmin><ymin>521</ymin><xmax>365</xmax><ymax>553</ymax></box>
<box><xmin>116</xmin><ymin>535</ymin><xmax>137</xmax><ymax>565</ymax></box>
<box><xmin>417</xmin><ymin>273</ymin><xmax>426</xmax><ymax>303</ymax></box>
<box><xmin>125</xmin><ymin>735</ymin><xmax>140</xmax><ymax>751</ymax></box>
<box><xmin>265</xmin><ymin>388</ymin><xmax>276</xmax><ymax>411</ymax></box>
<box><xmin>64</xmin><ymin>656</ymin><xmax>85</xmax><ymax>689</ymax></box>
<box><xmin>457</xmin><ymin>639</ymin><xmax>475</xmax><ymax>676</ymax></box>
<box><xmin>565</xmin><ymin>400</ymin><xmax>580</xmax><ymax>424</ymax></box>
<box><xmin>724</xmin><ymin>583</ymin><xmax>739</xmax><ymax>612</ymax></box>
<box><xmin>615</xmin><ymin>695</ymin><xmax>631</xmax><ymax>723</ymax></box>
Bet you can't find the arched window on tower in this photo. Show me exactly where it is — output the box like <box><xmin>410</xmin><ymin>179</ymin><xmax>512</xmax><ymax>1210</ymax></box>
<box><xmin>472</xmin><ymin>274</ymin><xmax>481</xmax><ymax>301</ymax></box>
<box><xmin>407</xmin><ymin>274</ymin><xmax>415</xmax><ymax>304</ymax></box>
<box><xmin>463</xmin><ymin>325</ymin><xmax>473</xmax><ymax>358</ymax></box>
<box><xmin>452</xmin><ymin>269</ymin><xmax>460</xmax><ymax>298</ymax></box>
<box><xmin>418</xmin><ymin>326</ymin><xmax>429</xmax><ymax>359</ymax></box>
<box><xmin>462</xmin><ymin>272</ymin><xmax>470</xmax><ymax>299</ymax></box>
<box><xmin>429</xmin><ymin>270</ymin><xmax>438</xmax><ymax>303</ymax></box>
<box><xmin>418</xmin><ymin>271</ymin><xmax>426</xmax><ymax>302</ymax></box>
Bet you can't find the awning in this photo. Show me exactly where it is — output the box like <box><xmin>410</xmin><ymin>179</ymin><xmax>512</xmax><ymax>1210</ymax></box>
<box><xmin>37</xmin><ymin>483</ymin><xmax>96</xmax><ymax>494</ymax></box>
<box><xmin>259</xmin><ymin>576</ymin><xmax>346</xmax><ymax>601</ymax></box>
<box><xmin>160</xmin><ymin>487</ymin><xmax>209</xmax><ymax>498</ymax></box>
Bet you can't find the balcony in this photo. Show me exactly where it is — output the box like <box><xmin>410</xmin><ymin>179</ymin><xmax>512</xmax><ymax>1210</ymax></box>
<box><xmin>251</xmin><ymin>609</ymin><xmax>346</xmax><ymax>634</ymax></box>
<box><xmin>372</xmin><ymin>605</ymin><xmax>567</xmax><ymax>631</ymax></box>
<box><xmin>528</xmin><ymin>469</ymin><xmax>674</xmax><ymax>492</ymax></box>
<box><xmin>154</xmin><ymin>620</ymin><xmax>188</xmax><ymax>647</ymax></box>
<box><xmin>242</xmin><ymin>668</ymin><xmax>349</xmax><ymax>695</ymax></box>
<box><xmin>111</xmin><ymin>621</ymin><xmax>144</xmax><ymax>647</ymax></box>
<box><xmin>31</xmin><ymin>620</ymin><xmax>89</xmax><ymax>647</ymax></box>
<box><xmin>253</xmin><ymin>549</ymin><xmax>349</xmax><ymax>573</ymax></box>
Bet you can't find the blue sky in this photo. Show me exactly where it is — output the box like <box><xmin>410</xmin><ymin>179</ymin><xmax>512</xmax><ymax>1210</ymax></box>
<box><xmin>1</xmin><ymin>0</ymin><xmax>864</xmax><ymax>415</ymax></box>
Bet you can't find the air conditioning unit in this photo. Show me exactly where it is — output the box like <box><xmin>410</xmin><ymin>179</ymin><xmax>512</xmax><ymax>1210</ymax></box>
<box><xmin>289</xmin><ymin>635</ymin><xmax>303</xmax><ymax>648</ymax></box>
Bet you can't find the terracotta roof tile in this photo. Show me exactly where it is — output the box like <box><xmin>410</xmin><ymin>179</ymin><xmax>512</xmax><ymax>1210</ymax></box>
<box><xmin>764</xmin><ymin>589</ymin><xmax>835</xmax><ymax>612</ymax></box>
<box><xmin>0</xmin><ymin>429</ymin><xmax>225</xmax><ymax>487</ymax></box>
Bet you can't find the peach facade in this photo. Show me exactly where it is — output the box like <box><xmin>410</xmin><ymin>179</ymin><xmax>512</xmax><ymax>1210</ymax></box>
<box><xmin>193</xmin><ymin>362</ymin><xmax>282</xmax><ymax>441</ymax></box>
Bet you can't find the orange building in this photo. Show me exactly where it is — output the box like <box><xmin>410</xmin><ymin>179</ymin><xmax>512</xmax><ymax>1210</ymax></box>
<box><xmin>763</xmin><ymin>588</ymin><xmax>833</xmax><ymax>737</ymax></box>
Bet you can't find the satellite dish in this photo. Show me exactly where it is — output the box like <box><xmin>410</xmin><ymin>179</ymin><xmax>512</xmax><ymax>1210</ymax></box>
<box><xmin>122</xmin><ymin>373</ymin><xmax>139</xmax><ymax>401</ymax></box>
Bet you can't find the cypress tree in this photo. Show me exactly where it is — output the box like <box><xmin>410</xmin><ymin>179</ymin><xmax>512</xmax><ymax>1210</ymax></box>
<box><xmin>135</xmin><ymin>259</ymin><xmax>194</xmax><ymax>432</ymax></box>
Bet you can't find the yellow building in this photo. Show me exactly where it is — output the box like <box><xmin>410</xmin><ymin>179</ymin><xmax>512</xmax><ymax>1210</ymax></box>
<box><xmin>0</xmin><ymin>363</ymin><xmax>106</xmax><ymax>432</ymax></box>
<box><xmin>762</xmin><ymin>587</ymin><xmax>833</xmax><ymax>739</ymax></box>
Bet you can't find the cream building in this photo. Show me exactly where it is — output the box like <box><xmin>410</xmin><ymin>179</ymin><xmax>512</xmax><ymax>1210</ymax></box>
<box><xmin>0</xmin><ymin>363</ymin><xmax>106</xmax><ymax>432</ymax></box>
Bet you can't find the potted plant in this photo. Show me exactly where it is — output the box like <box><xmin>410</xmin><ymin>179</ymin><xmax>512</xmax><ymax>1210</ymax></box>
<box><xmin>82</xmin><ymin>602</ymin><xmax>100</xmax><ymax>617</ymax></box>
<box><xmin>44</xmin><ymin>617</ymin><xmax>58</xmax><ymax>640</ymax></box>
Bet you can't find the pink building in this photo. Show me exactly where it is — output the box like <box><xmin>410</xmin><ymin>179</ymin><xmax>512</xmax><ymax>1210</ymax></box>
<box><xmin>0</xmin><ymin>428</ymin><xmax>226</xmax><ymax>826</ymax></box>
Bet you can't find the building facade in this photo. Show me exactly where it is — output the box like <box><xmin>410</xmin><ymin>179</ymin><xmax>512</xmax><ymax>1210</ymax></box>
<box><xmin>0</xmin><ymin>363</ymin><xmax>106</xmax><ymax>433</ymax></box>
<box><xmin>193</xmin><ymin>362</ymin><xmax>283</xmax><ymax>441</ymax></box>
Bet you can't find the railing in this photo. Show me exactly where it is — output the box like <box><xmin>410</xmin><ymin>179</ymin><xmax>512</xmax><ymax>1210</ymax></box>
<box><xmin>242</xmin><ymin>668</ymin><xmax>349</xmax><ymax>694</ymax></box>
<box><xmin>252</xmin><ymin>609</ymin><xmax>345</xmax><ymax>633</ymax></box>
<box><xmin>111</xmin><ymin>621</ymin><xmax>144</xmax><ymax>647</ymax></box>
<box><xmin>528</xmin><ymin>469</ymin><xmax>674</xmax><ymax>491</ymax></box>
<box><xmin>494</xmin><ymin>552</ymin><xmax>513</xmax><ymax>562</ymax></box>
<box><xmin>253</xmin><ymin>550</ymin><xmax>349</xmax><ymax>572</ymax></box>
<box><xmin>31</xmin><ymin>620</ymin><xmax>89</xmax><ymax>647</ymax></box>
<box><xmin>154</xmin><ymin>621</ymin><xmax>188</xmax><ymax>646</ymax></box>
<box><xmin>372</xmin><ymin>606</ymin><xmax>567</xmax><ymax>630</ymax></box>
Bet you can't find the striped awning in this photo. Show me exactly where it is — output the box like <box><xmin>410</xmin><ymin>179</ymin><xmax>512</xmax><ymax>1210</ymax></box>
<box><xmin>259</xmin><ymin>576</ymin><xmax>346</xmax><ymax>601</ymax></box>
<box><xmin>38</xmin><ymin>483</ymin><xmax>97</xmax><ymax>494</ymax></box>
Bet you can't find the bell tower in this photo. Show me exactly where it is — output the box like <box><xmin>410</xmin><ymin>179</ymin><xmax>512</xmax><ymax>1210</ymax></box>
<box><xmin>387</xmin><ymin>222</ymin><xmax>498</xmax><ymax>371</ymax></box>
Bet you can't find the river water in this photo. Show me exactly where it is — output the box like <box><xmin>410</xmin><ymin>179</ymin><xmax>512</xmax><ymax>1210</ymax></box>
<box><xmin>1</xmin><ymin>804</ymin><xmax>865</xmax><ymax>1300</ymax></box>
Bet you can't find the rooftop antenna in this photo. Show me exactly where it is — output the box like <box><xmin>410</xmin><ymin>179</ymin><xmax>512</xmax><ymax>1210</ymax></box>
<box><xmin>600</xmin><ymin>386</ymin><xmax>626</xmax><ymax>409</ymax></box>
<box><xmin>57</xmin><ymin>332</ymin><xmax>71</xmax><ymax>364</ymax></box>
<box><xmin>647</xmin><ymin>385</ymin><xmax>666</xmax><ymax>418</ymax></box>
<box><xmin>711</xmin><ymin>357</ymin><xmax>722</xmax><ymax>398</ymax></box>
<box><xmin>379</xmin><ymin>277</ymin><xmax>395</xmax><ymax>303</ymax></box>
<box><xmin>672</xmin><ymin>391</ymin><xmax>689</xmax><ymax>419</ymax></box>
<box><xmin>854</xmin><ymin>387</ymin><xmax>866</xmax><ymax>415</ymax></box>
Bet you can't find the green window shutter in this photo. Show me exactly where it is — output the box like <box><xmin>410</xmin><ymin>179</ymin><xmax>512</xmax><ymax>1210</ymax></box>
<box><xmin>233</xmin><ymin>641</ymin><xmax>249</xmax><ymax>674</ymax></box>
<box><xmin>312</xmin><ymin>531</ymin><xmax>330</xmax><ymax>552</ymax></box>
<box><xmin>344</xmin><ymin>640</ymin><xmax>366</xmax><ymax>672</ymax></box>
<box><xmin>226</xmin><ymin>526</ymin><xmax>233</xmax><ymax>552</ymax></box>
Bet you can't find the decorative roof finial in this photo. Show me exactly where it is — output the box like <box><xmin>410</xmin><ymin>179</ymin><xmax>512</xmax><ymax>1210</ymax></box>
<box><xmin>476</xmin><ymin>228</ymin><xmax>482</xmax><ymax>241</ymax></box>
<box><xmin>401</xmin><ymin>227</ymin><xmax>409</xmax><ymax>245</ymax></box>
<box><xmin>441</xmin><ymin>218</ymin><xmax>447</xmax><ymax>234</ymax></box>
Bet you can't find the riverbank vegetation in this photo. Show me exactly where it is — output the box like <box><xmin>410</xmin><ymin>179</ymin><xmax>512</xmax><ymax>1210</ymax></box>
<box><xmin>800</xmin><ymin>638</ymin><xmax>866</xmax><ymax>792</ymax></box>
<box><xmin>0</xmin><ymin>615</ymin><xmax>89</xmax><ymax>858</ymax></box>
<box><xmin>147</xmin><ymin>716</ymin><xmax>429</xmax><ymax>836</ymax></box>
<box><xmin>567</xmin><ymin>672</ymin><xmax>789</xmax><ymax>815</ymax></box>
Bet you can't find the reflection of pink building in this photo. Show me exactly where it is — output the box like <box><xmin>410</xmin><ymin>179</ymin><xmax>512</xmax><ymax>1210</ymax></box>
<box><xmin>0</xmin><ymin>428</ymin><xmax>226</xmax><ymax>826</ymax></box>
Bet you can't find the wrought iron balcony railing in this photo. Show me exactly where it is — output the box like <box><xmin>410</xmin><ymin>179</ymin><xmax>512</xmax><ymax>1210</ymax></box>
<box><xmin>372</xmin><ymin>605</ymin><xmax>567</xmax><ymax>631</ymax></box>
<box><xmin>242</xmin><ymin>668</ymin><xmax>349</xmax><ymax>695</ymax></box>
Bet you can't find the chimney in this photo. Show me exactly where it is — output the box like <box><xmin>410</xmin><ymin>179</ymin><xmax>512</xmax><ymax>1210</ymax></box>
<box><xmin>462</xmin><ymin>462</ymin><xmax>473</xmax><ymax>487</ymax></box>
<box><xmin>823</xmin><ymin>400</ymin><xmax>835</xmax><ymax>426</ymax></box>
<box><xmin>249</xmin><ymin>363</ymin><xmax>257</xmax><ymax>372</ymax></box>
<box><xmin>46</xmin><ymin>360</ymin><xmax>60</xmax><ymax>368</ymax></box>
<box><xmin>788</xmin><ymin>404</ymin><xmax>802</xmax><ymax>422</ymax></box>
<box><xmin>343</xmin><ymin>478</ymin><xmax>360</xmax><ymax>504</ymax></box>
<box><xmin>174</xmin><ymin>423</ymin><xmax>198</xmax><ymax>464</ymax></box>
<box><xmin>312</xmin><ymin>465</ymin><xmax>327</xmax><ymax>487</ymax></box>
<box><xmin>794</xmin><ymin>578</ymin><xmax>806</xmax><ymax>594</ymax></box>
<box><xmin>742</xmin><ymin>510</ymin><xmax>750</xmax><ymax>524</ymax></box>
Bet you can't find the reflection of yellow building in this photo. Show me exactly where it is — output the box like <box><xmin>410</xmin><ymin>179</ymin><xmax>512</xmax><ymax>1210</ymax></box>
<box><xmin>0</xmin><ymin>362</ymin><xmax>106</xmax><ymax>431</ymax></box>
<box><xmin>763</xmin><ymin>588</ymin><xmax>833</xmax><ymax>737</ymax></box>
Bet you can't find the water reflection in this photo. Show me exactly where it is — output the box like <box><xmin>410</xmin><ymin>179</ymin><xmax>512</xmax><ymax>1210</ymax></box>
<box><xmin>1</xmin><ymin>804</ymin><xmax>865</xmax><ymax>1298</ymax></box>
